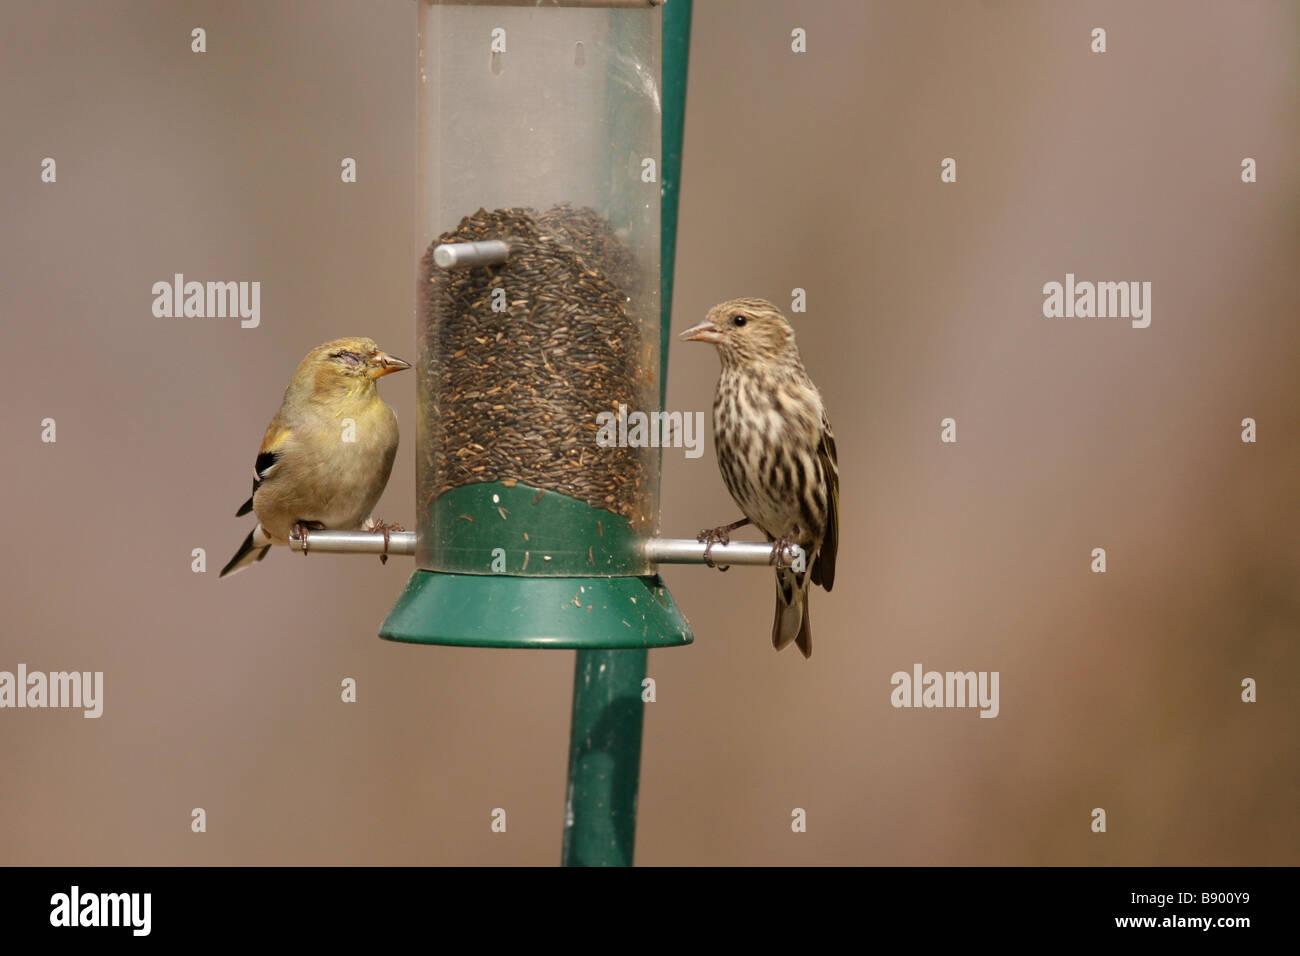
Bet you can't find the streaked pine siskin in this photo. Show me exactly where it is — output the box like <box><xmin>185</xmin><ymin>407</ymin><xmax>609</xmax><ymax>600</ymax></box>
<box><xmin>681</xmin><ymin>298</ymin><xmax>839</xmax><ymax>658</ymax></box>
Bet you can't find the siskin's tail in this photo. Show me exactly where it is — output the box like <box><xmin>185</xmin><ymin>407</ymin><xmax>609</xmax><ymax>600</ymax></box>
<box><xmin>772</xmin><ymin>567</ymin><xmax>812</xmax><ymax>658</ymax></box>
<box><xmin>220</xmin><ymin>525</ymin><xmax>272</xmax><ymax>578</ymax></box>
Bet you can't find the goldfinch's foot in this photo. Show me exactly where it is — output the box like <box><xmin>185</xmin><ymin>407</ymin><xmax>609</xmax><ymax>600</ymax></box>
<box><xmin>293</xmin><ymin>521</ymin><xmax>326</xmax><ymax>556</ymax></box>
<box><xmin>364</xmin><ymin>518</ymin><xmax>405</xmax><ymax>564</ymax></box>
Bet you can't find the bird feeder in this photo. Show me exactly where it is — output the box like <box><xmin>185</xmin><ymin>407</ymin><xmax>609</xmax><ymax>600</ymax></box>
<box><xmin>386</xmin><ymin>0</ymin><xmax>684</xmax><ymax>652</ymax></box>
<box><xmin>291</xmin><ymin>0</ymin><xmax>803</xmax><ymax>865</ymax></box>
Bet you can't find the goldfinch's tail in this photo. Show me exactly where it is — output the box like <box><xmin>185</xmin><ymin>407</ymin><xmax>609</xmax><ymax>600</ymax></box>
<box><xmin>220</xmin><ymin>525</ymin><xmax>272</xmax><ymax>578</ymax></box>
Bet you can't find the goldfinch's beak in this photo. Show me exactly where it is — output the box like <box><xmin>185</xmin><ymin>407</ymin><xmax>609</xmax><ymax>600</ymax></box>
<box><xmin>368</xmin><ymin>351</ymin><xmax>411</xmax><ymax>378</ymax></box>
<box><xmin>680</xmin><ymin>320</ymin><xmax>726</xmax><ymax>345</ymax></box>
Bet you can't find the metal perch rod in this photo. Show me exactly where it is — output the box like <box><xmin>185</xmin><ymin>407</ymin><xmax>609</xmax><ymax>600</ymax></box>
<box><xmin>642</xmin><ymin>538</ymin><xmax>806</xmax><ymax>567</ymax></box>
<box><xmin>288</xmin><ymin>529</ymin><xmax>802</xmax><ymax>567</ymax></box>
<box><xmin>433</xmin><ymin>240</ymin><xmax>510</xmax><ymax>269</ymax></box>
<box><xmin>288</xmin><ymin>528</ymin><xmax>415</xmax><ymax>555</ymax></box>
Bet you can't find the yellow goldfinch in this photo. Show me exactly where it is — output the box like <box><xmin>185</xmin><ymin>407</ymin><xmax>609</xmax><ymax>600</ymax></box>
<box><xmin>220</xmin><ymin>337</ymin><xmax>410</xmax><ymax>578</ymax></box>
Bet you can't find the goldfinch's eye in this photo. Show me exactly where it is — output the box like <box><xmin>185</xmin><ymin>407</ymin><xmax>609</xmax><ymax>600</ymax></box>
<box><xmin>732</xmin><ymin>315</ymin><xmax>747</xmax><ymax>327</ymax></box>
<box><xmin>333</xmin><ymin>350</ymin><xmax>363</xmax><ymax>367</ymax></box>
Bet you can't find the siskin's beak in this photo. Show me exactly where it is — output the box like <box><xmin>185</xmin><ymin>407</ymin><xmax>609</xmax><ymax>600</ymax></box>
<box><xmin>680</xmin><ymin>320</ymin><xmax>726</xmax><ymax>345</ymax></box>
<box><xmin>367</xmin><ymin>350</ymin><xmax>412</xmax><ymax>378</ymax></box>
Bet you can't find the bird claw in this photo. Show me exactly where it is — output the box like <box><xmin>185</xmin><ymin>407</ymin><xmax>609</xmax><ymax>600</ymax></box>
<box><xmin>293</xmin><ymin>521</ymin><xmax>325</xmax><ymax>557</ymax></box>
<box><xmin>770</xmin><ymin>535</ymin><xmax>797</xmax><ymax>570</ymax></box>
<box><xmin>365</xmin><ymin>518</ymin><xmax>405</xmax><ymax>565</ymax></box>
<box><xmin>696</xmin><ymin>526</ymin><xmax>733</xmax><ymax>571</ymax></box>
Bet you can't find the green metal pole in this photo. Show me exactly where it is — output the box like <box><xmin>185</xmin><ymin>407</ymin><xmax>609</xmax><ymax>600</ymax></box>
<box><xmin>659</xmin><ymin>0</ymin><xmax>692</xmax><ymax>410</ymax></box>
<box><xmin>559</xmin><ymin>0</ymin><xmax>692</xmax><ymax>867</ymax></box>
<box><xmin>561</xmin><ymin>648</ymin><xmax>648</xmax><ymax>865</ymax></box>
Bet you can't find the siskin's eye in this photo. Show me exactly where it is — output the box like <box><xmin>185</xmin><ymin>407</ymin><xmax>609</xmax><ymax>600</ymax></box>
<box><xmin>731</xmin><ymin>315</ymin><xmax>747</xmax><ymax>327</ymax></box>
<box><xmin>333</xmin><ymin>350</ymin><xmax>363</xmax><ymax>367</ymax></box>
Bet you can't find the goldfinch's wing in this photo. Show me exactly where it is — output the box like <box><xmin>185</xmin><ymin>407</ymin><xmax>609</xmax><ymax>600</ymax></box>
<box><xmin>235</xmin><ymin>451</ymin><xmax>281</xmax><ymax>516</ymax></box>
<box><xmin>811</xmin><ymin>412</ymin><xmax>838</xmax><ymax>592</ymax></box>
<box><xmin>235</xmin><ymin>424</ymin><xmax>293</xmax><ymax>516</ymax></box>
<box><xmin>235</xmin><ymin>450</ymin><xmax>283</xmax><ymax>516</ymax></box>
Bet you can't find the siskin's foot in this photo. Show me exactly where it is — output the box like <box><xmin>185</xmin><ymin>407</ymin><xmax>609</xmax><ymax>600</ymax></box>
<box><xmin>697</xmin><ymin>516</ymin><xmax>752</xmax><ymax>570</ymax></box>
<box><xmin>770</xmin><ymin>534</ymin><xmax>798</xmax><ymax>570</ymax></box>
<box><xmin>697</xmin><ymin>526</ymin><xmax>734</xmax><ymax>571</ymax></box>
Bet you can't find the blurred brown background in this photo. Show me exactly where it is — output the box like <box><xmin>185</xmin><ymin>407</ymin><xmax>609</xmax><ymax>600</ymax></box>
<box><xmin>1</xmin><ymin>0</ymin><xmax>1296</xmax><ymax>865</ymax></box>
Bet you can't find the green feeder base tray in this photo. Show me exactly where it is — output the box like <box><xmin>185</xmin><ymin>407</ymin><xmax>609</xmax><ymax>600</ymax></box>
<box><xmin>379</xmin><ymin>570</ymin><xmax>693</xmax><ymax>650</ymax></box>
